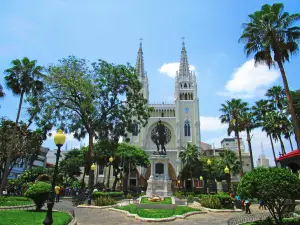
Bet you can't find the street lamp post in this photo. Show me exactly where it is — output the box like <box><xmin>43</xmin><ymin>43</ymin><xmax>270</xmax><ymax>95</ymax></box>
<box><xmin>207</xmin><ymin>159</ymin><xmax>212</xmax><ymax>193</ymax></box>
<box><xmin>199</xmin><ymin>176</ymin><xmax>203</xmax><ymax>188</ymax></box>
<box><xmin>224</xmin><ymin>166</ymin><xmax>230</xmax><ymax>193</ymax></box>
<box><xmin>107</xmin><ymin>156</ymin><xmax>113</xmax><ymax>189</ymax></box>
<box><xmin>88</xmin><ymin>163</ymin><xmax>96</xmax><ymax>205</ymax></box>
<box><xmin>43</xmin><ymin>130</ymin><xmax>66</xmax><ymax>225</ymax></box>
<box><xmin>177</xmin><ymin>180</ymin><xmax>181</xmax><ymax>191</ymax></box>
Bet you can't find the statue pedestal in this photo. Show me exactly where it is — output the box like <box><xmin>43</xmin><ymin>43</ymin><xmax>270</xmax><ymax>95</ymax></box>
<box><xmin>146</xmin><ymin>154</ymin><xmax>173</xmax><ymax>197</ymax></box>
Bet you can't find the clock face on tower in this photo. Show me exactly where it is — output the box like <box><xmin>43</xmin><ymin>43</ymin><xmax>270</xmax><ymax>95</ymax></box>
<box><xmin>150</xmin><ymin>125</ymin><xmax>172</xmax><ymax>144</ymax></box>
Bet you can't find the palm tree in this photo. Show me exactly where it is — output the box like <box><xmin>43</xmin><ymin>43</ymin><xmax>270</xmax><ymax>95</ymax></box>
<box><xmin>220</xmin><ymin>99</ymin><xmax>248</xmax><ymax>176</ymax></box>
<box><xmin>218</xmin><ymin>150</ymin><xmax>240</xmax><ymax>192</ymax></box>
<box><xmin>252</xmin><ymin>100</ymin><xmax>278</xmax><ymax>165</ymax></box>
<box><xmin>241</xmin><ymin>111</ymin><xmax>256</xmax><ymax>170</ymax></box>
<box><xmin>282</xmin><ymin>119</ymin><xmax>294</xmax><ymax>151</ymax></box>
<box><xmin>179</xmin><ymin>143</ymin><xmax>200</xmax><ymax>191</ymax></box>
<box><xmin>239</xmin><ymin>3</ymin><xmax>300</xmax><ymax>149</ymax></box>
<box><xmin>1</xmin><ymin>57</ymin><xmax>44</xmax><ymax>191</ymax></box>
<box><xmin>266</xmin><ymin>86</ymin><xmax>286</xmax><ymax>111</ymax></box>
<box><xmin>0</xmin><ymin>84</ymin><xmax>4</xmax><ymax>99</ymax></box>
<box><xmin>263</xmin><ymin>111</ymin><xmax>286</xmax><ymax>155</ymax></box>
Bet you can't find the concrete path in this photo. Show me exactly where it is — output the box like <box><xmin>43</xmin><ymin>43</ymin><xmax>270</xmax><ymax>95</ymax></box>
<box><xmin>55</xmin><ymin>199</ymin><xmax>269</xmax><ymax>225</ymax></box>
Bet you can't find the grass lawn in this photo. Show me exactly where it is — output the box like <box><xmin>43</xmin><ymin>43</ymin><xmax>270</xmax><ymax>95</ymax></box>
<box><xmin>0</xmin><ymin>210</ymin><xmax>72</xmax><ymax>225</ymax></box>
<box><xmin>0</xmin><ymin>196</ymin><xmax>33</xmax><ymax>207</ymax></box>
<box><xmin>117</xmin><ymin>204</ymin><xmax>200</xmax><ymax>218</ymax></box>
<box><xmin>140</xmin><ymin>197</ymin><xmax>172</xmax><ymax>204</ymax></box>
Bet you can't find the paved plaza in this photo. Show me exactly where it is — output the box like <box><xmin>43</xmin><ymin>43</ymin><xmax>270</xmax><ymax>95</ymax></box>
<box><xmin>55</xmin><ymin>199</ymin><xmax>269</xmax><ymax>225</ymax></box>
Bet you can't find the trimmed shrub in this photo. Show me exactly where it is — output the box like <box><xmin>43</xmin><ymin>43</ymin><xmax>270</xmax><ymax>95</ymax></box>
<box><xmin>24</xmin><ymin>182</ymin><xmax>51</xmax><ymax>210</ymax></box>
<box><xmin>94</xmin><ymin>197</ymin><xmax>116</xmax><ymax>206</ymax></box>
<box><xmin>92</xmin><ymin>191</ymin><xmax>123</xmax><ymax>199</ymax></box>
<box><xmin>200</xmin><ymin>195</ymin><xmax>222</xmax><ymax>209</ymax></box>
<box><xmin>187</xmin><ymin>194</ymin><xmax>194</xmax><ymax>202</ymax></box>
<box><xmin>125</xmin><ymin>193</ymin><xmax>133</xmax><ymax>199</ymax></box>
<box><xmin>174</xmin><ymin>191</ymin><xmax>184</xmax><ymax>199</ymax></box>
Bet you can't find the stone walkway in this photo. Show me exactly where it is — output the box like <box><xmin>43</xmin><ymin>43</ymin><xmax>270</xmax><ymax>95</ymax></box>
<box><xmin>55</xmin><ymin>200</ymin><xmax>270</xmax><ymax>225</ymax></box>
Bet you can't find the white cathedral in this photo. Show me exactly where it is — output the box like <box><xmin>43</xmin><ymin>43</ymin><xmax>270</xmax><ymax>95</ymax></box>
<box><xmin>122</xmin><ymin>40</ymin><xmax>201</xmax><ymax>188</ymax></box>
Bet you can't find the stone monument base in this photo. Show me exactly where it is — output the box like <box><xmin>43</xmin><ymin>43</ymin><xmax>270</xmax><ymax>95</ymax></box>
<box><xmin>146</xmin><ymin>154</ymin><xmax>173</xmax><ymax>197</ymax></box>
<box><xmin>146</xmin><ymin>179</ymin><xmax>173</xmax><ymax>197</ymax></box>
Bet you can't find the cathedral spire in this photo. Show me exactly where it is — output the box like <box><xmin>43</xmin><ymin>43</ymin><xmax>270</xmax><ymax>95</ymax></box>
<box><xmin>178</xmin><ymin>37</ymin><xmax>190</xmax><ymax>77</ymax></box>
<box><xmin>136</xmin><ymin>38</ymin><xmax>145</xmax><ymax>80</ymax></box>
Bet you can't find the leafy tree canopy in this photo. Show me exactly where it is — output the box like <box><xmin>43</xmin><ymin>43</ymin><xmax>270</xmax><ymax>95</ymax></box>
<box><xmin>237</xmin><ymin>167</ymin><xmax>300</xmax><ymax>224</ymax></box>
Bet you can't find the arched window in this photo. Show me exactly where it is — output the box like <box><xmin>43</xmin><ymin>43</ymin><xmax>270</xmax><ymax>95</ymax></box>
<box><xmin>184</xmin><ymin>120</ymin><xmax>191</xmax><ymax>137</ymax></box>
<box><xmin>184</xmin><ymin>83</ymin><xmax>187</xmax><ymax>88</ymax></box>
<box><xmin>132</xmin><ymin>123</ymin><xmax>139</xmax><ymax>136</ymax></box>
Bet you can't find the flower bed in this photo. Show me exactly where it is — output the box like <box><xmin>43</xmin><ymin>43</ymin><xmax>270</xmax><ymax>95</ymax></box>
<box><xmin>116</xmin><ymin>204</ymin><xmax>200</xmax><ymax>218</ymax></box>
<box><xmin>0</xmin><ymin>210</ymin><xmax>72</xmax><ymax>225</ymax></box>
<box><xmin>141</xmin><ymin>197</ymin><xmax>172</xmax><ymax>204</ymax></box>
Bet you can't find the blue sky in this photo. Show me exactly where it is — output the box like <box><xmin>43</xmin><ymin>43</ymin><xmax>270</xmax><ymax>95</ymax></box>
<box><xmin>1</xmin><ymin>0</ymin><xmax>299</xmax><ymax>165</ymax></box>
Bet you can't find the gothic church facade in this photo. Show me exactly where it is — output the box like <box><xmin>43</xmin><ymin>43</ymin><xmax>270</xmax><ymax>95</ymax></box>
<box><xmin>127</xmin><ymin>40</ymin><xmax>201</xmax><ymax>186</ymax></box>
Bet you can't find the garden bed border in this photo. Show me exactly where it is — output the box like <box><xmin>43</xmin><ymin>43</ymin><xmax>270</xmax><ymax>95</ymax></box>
<box><xmin>0</xmin><ymin>204</ymin><xmax>36</xmax><ymax>210</ymax></box>
<box><xmin>200</xmin><ymin>205</ymin><xmax>242</xmax><ymax>212</ymax></box>
<box><xmin>109</xmin><ymin>208</ymin><xmax>206</xmax><ymax>222</ymax></box>
<box><xmin>77</xmin><ymin>204</ymin><xmax>117</xmax><ymax>209</ymax></box>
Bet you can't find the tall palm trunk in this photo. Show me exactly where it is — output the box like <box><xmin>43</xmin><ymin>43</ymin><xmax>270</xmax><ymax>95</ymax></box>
<box><xmin>269</xmin><ymin>136</ymin><xmax>277</xmax><ymax>166</ymax></box>
<box><xmin>288</xmin><ymin>135</ymin><xmax>294</xmax><ymax>151</ymax></box>
<box><xmin>1</xmin><ymin>90</ymin><xmax>24</xmax><ymax>192</ymax></box>
<box><xmin>278</xmin><ymin>135</ymin><xmax>286</xmax><ymax>155</ymax></box>
<box><xmin>277</xmin><ymin>60</ymin><xmax>300</xmax><ymax>149</ymax></box>
<box><xmin>246</xmin><ymin>129</ymin><xmax>254</xmax><ymax>170</ymax></box>
<box><xmin>236</xmin><ymin>132</ymin><xmax>244</xmax><ymax>177</ymax></box>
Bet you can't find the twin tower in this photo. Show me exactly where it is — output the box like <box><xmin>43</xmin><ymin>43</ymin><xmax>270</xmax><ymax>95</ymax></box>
<box><xmin>130</xmin><ymin>39</ymin><xmax>201</xmax><ymax>180</ymax></box>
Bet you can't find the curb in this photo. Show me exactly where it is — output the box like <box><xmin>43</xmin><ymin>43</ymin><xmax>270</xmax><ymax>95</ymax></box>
<box><xmin>67</xmin><ymin>215</ymin><xmax>77</xmax><ymax>225</ymax></box>
<box><xmin>77</xmin><ymin>204</ymin><xmax>117</xmax><ymax>209</ymax></box>
<box><xmin>200</xmin><ymin>206</ymin><xmax>243</xmax><ymax>212</ymax></box>
<box><xmin>0</xmin><ymin>204</ymin><xmax>36</xmax><ymax>210</ymax></box>
<box><xmin>109</xmin><ymin>208</ymin><xmax>206</xmax><ymax>222</ymax></box>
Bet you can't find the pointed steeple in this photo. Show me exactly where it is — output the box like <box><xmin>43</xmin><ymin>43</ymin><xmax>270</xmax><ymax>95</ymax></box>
<box><xmin>136</xmin><ymin>38</ymin><xmax>145</xmax><ymax>80</ymax></box>
<box><xmin>178</xmin><ymin>37</ymin><xmax>190</xmax><ymax>77</ymax></box>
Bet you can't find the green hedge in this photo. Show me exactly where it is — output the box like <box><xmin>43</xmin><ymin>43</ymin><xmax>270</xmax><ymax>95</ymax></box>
<box><xmin>94</xmin><ymin>197</ymin><xmax>117</xmax><ymax>206</ymax></box>
<box><xmin>200</xmin><ymin>195</ymin><xmax>222</xmax><ymax>209</ymax></box>
<box><xmin>0</xmin><ymin>196</ymin><xmax>33</xmax><ymax>207</ymax></box>
<box><xmin>92</xmin><ymin>192</ymin><xmax>123</xmax><ymax>199</ymax></box>
<box><xmin>117</xmin><ymin>204</ymin><xmax>200</xmax><ymax>218</ymax></box>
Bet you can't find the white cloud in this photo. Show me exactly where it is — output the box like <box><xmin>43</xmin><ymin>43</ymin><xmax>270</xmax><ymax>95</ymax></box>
<box><xmin>159</xmin><ymin>62</ymin><xmax>195</xmax><ymax>78</ymax></box>
<box><xmin>200</xmin><ymin>116</ymin><xmax>227</xmax><ymax>131</ymax></box>
<box><xmin>217</xmin><ymin>59</ymin><xmax>280</xmax><ymax>99</ymax></box>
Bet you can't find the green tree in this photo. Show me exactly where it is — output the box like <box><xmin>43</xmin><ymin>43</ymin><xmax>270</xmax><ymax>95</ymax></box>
<box><xmin>220</xmin><ymin>99</ymin><xmax>248</xmax><ymax>176</ymax></box>
<box><xmin>237</xmin><ymin>167</ymin><xmax>300</xmax><ymax>224</ymax></box>
<box><xmin>239</xmin><ymin>3</ymin><xmax>300</xmax><ymax>149</ymax></box>
<box><xmin>0</xmin><ymin>84</ymin><xmax>4</xmax><ymax>100</ymax></box>
<box><xmin>290</xmin><ymin>90</ymin><xmax>300</xmax><ymax>134</ymax></box>
<box><xmin>179</xmin><ymin>143</ymin><xmax>200</xmax><ymax>191</ymax></box>
<box><xmin>0</xmin><ymin>118</ymin><xmax>44</xmax><ymax>184</ymax></box>
<box><xmin>40</xmin><ymin>56</ymin><xmax>151</xmax><ymax>191</ymax></box>
<box><xmin>115</xmin><ymin>143</ymin><xmax>149</xmax><ymax>192</ymax></box>
<box><xmin>218</xmin><ymin>150</ymin><xmax>240</xmax><ymax>191</ymax></box>
<box><xmin>240</xmin><ymin>110</ymin><xmax>257</xmax><ymax>170</ymax></box>
<box><xmin>266</xmin><ymin>86</ymin><xmax>286</xmax><ymax>111</ymax></box>
<box><xmin>2</xmin><ymin>57</ymin><xmax>44</xmax><ymax>191</ymax></box>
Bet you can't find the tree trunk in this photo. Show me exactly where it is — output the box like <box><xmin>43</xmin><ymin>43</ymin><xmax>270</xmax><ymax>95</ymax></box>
<box><xmin>112</xmin><ymin>175</ymin><xmax>119</xmax><ymax>192</ymax></box>
<box><xmin>81</xmin><ymin>167</ymin><xmax>86</xmax><ymax>188</ymax></box>
<box><xmin>276</xmin><ymin>60</ymin><xmax>300</xmax><ymax>149</ymax></box>
<box><xmin>1</xmin><ymin>91</ymin><xmax>24</xmax><ymax>192</ymax></box>
<box><xmin>88</xmin><ymin>133</ymin><xmax>94</xmax><ymax>191</ymax></box>
<box><xmin>270</xmin><ymin>136</ymin><xmax>277</xmax><ymax>167</ymax></box>
<box><xmin>288</xmin><ymin>135</ymin><xmax>294</xmax><ymax>151</ymax></box>
<box><xmin>278</xmin><ymin>135</ymin><xmax>286</xmax><ymax>155</ymax></box>
<box><xmin>236</xmin><ymin>132</ymin><xmax>244</xmax><ymax>177</ymax></box>
<box><xmin>190</xmin><ymin>168</ymin><xmax>193</xmax><ymax>192</ymax></box>
<box><xmin>246</xmin><ymin>129</ymin><xmax>254</xmax><ymax>170</ymax></box>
